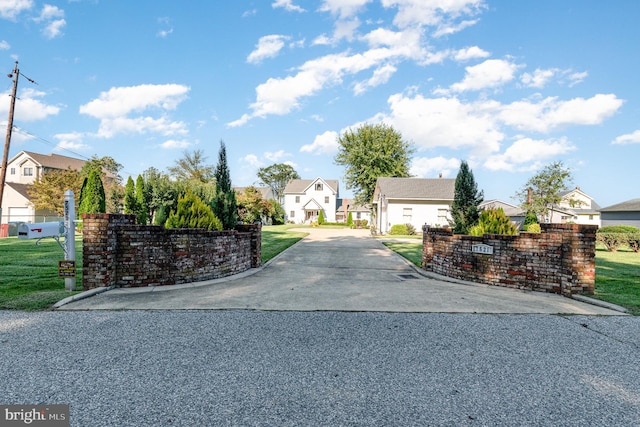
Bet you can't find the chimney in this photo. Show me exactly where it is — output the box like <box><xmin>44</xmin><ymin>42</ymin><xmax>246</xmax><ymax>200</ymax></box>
<box><xmin>527</xmin><ymin>187</ymin><xmax>533</xmax><ymax>205</ymax></box>
<box><xmin>438</xmin><ymin>173</ymin><xmax>442</xmax><ymax>179</ymax></box>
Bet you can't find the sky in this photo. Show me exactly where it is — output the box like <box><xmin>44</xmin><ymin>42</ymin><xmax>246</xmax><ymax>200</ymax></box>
<box><xmin>1</xmin><ymin>0</ymin><xmax>639</xmax><ymax>208</ymax></box>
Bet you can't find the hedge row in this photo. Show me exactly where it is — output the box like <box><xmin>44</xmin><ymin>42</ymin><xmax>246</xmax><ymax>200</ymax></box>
<box><xmin>596</xmin><ymin>225</ymin><xmax>640</xmax><ymax>252</ymax></box>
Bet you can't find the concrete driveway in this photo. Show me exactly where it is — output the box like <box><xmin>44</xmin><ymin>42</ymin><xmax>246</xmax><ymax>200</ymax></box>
<box><xmin>60</xmin><ymin>227</ymin><xmax>624</xmax><ymax>314</ymax></box>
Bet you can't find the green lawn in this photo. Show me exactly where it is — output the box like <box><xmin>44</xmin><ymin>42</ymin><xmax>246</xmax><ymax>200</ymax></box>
<box><xmin>0</xmin><ymin>236</ymin><xmax>83</xmax><ymax>311</ymax></box>
<box><xmin>0</xmin><ymin>226</ymin><xmax>308</xmax><ymax>311</ymax></box>
<box><xmin>382</xmin><ymin>240</ymin><xmax>640</xmax><ymax>315</ymax></box>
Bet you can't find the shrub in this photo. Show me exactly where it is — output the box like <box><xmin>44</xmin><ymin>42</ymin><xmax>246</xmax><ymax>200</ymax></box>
<box><xmin>526</xmin><ymin>223</ymin><xmax>541</xmax><ymax>233</ymax></box>
<box><xmin>405</xmin><ymin>223</ymin><xmax>416</xmax><ymax>235</ymax></box>
<box><xmin>389</xmin><ymin>224</ymin><xmax>408</xmax><ymax>235</ymax></box>
<box><xmin>360</xmin><ymin>219</ymin><xmax>368</xmax><ymax>227</ymax></box>
<box><xmin>166</xmin><ymin>192</ymin><xmax>222</xmax><ymax>231</ymax></box>
<box><xmin>597</xmin><ymin>225</ymin><xmax>640</xmax><ymax>252</ymax></box>
<box><xmin>468</xmin><ymin>208</ymin><xmax>518</xmax><ymax>236</ymax></box>
<box><xmin>318</xmin><ymin>210</ymin><xmax>325</xmax><ymax>225</ymax></box>
<box><xmin>347</xmin><ymin>212</ymin><xmax>353</xmax><ymax>227</ymax></box>
<box><xmin>523</xmin><ymin>210</ymin><xmax>539</xmax><ymax>228</ymax></box>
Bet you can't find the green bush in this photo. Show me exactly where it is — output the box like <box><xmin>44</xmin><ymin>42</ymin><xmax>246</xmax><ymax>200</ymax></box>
<box><xmin>347</xmin><ymin>212</ymin><xmax>353</xmax><ymax>227</ymax></box>
<box><xmin>389</xmin><ymin>223</ymin><xmax>416</xmax><ymax>235</ymax></box>
<box><xmin>468</xmin><ymin>208</ymin><xmax>518</xmax><ymax>236</ymax></box>
<box><xmin>389</xmin><ymin>224</ymin><xmax>408</xmax><ymax>235</ymax></box>
<box><xmin>165</xmin><ymin>192</ymin><xmax>222</xmax><ymax>231</ymax></box>
<box><xmin>597</xmin><ymin>225</ymin><xmax>640</xmax><ymax>252</ymax></box>
<box><xmin>318</xmin><ymin>210</ymin><xmax>325</xmax><ymax>225</ymax></box>
<box><xmin>526</xmin><ymin>223</ymin><xmax>541</xmax><ymax>233</ymax></box>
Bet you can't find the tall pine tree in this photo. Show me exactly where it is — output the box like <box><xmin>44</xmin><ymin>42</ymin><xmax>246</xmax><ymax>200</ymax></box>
<box><xmin>78</xmin><ymin>170</ymin><xmax>106</xmax><ymax>215</ymax></box>
<box><xmin>135</xmin><ymin>175</ymin><xmax>148</xmax><ymax>224</ymax></box>
<box><xmin>449</xmin><ymin>161</ymin><xmax>484</xmax><ymax>234</ymax></box>
<box><xmin>124</xmin><ymin>176</ymin><xmax>137</xmax><ymax>215</ymax></box>
<box><xmin>211</xmin><ymin>141</ymin><xmax>237</xmax><ymax>229</ymax></box>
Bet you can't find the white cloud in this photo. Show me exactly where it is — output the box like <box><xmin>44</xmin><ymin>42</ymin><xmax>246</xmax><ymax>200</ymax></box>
<box><xmin>300</xmin><ymin>130</ymin><xmax>339</xmax><ymax>154</ymax></box>
<box><xmin>80</xmin><ymin>84</ymin><xmax>189</xmax><ymax>118</ymax></box>
<box><xmin>354</xmin><ymin>63</ymin><xmax>397</xmax><ymax>95</ymax></box>
<box><xmin>272</xmin><ymin>0</ymin><xmax>305</xmax><ymax>13</ymax></box>
<box><xmin>333</xmin><ymin>18</ymin><xmax>361</xmax><ymax>42</ymax></box>
<box><xmin>499</xmin><ymin>94</ymin><xmax>623</xmax><ymax>132</ymax></box>
<box><xmin>264</xmin><ymin>150</ymin><xmax>290</xmax><ymax>162</ymax></box>
<box><xmin>160</xmin><ymin>139</ymin><xmax>192</xmax><ymax>149</ymax></box>
<box><xmin>2</xmin><ymin>88</ymin><xmax>61</xmax><ymax>121</ymax></box>
<box><xmin>381</xmin><ymin>0</ymin><xmax>486</xmax><ymax>29</ymax></box>
<box><xmin>520</xmin><ymin>68</ymin><xmax>558</xmax><ymax>88</ymax></box>
<box><xmin>0</xmin><ymin>0</ymin><xmax>33</xmax><ymax>20</ymax></box>
<box><xmin>54</xmin><ymin>132</ymin><xmax>89</xmax><ymax>152</ymax></box>
<box><xmin>449</xmin><ymin>58</ymin><xmax>521</xmax><ymax>93</ymax></box>
<box><xmin>0</xmin><ymin>40</ymin><xmax>9</xmax><ymax>49</ymax></box>
<box><xmin>454</xmin><ymin>46</ymin><xmax>490</xmax><ymax>61</ymax></box>
<box><xmin>320</xmin><ymin>0</ymin><xmax>372</xmax><ymax>18</ymax></box>
<box><xmin>377</xmin><ymin>93</ymin><xmax>504</xmax><ymax>155</ymax></box>
<box><xmin>35</xmin><ymin>4</ymin><xmax>63</xmax><ymax>21</ymax></box>
<box><xmin>79</xmin><ymin>84</ymin><xmax>190</xmax><ymax>138</ymax></box>
<box><xmin>612</xmin><ymin>130</ymin><xmax>640</xmax><ymax>145</ymax></box>
<box><xmin>241</xmin><ymin>154</ymin><xmax>262</xmax><ymax>168</ymax></box>
<box><xmin>483</xmin><ymin>137</ymin><xmax>576</xmax><ymax>171</ymax></box>
<box><xmin>247</xmin><ymin>35</ymin><xmax>290</xmax><ymax>64</ymax></box>
<box><xmin>42</xmin><ymin>18</ymin><xmax>65</xmax><ymax>39</ymax></box>
<box><xmin>410</xmin><ymin>156</ymin><xmax>460</xmax><ymax>178</ymax></box>
<box><xmin>433</xmin><ymin>19</ymin><xmax>479</xmax><ymax>37</ymax></box>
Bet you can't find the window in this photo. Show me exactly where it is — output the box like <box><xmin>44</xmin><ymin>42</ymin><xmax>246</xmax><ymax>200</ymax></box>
<box><xmin>10</xmin><ymin>167</ymin><xmax>15</xmax><ymax>175</ymax></box>
<box><xmin>315</xmin><ymin>183</ymin><xmax>323</xmax><ymax>191</ymax></box>
<box><xmin>23</xmin><ymin>167</ymin><xmax>33</xmax><ymax>177</ymax></box>
<box><xmin>589</xmin><ymin>215</ymin><xmax>594</xmax><ymax>220</ymax></box>
<box><xmin>357</xmin><ymin>212</ymin><xmax>361</xmax><ymax>220</ymax></box>
<box><xmin>290</xmin><ymin>211</ymin><xmax>295</xmax><ymax>218</ymax></box>
<box><xmin>295</xmin><ymin>196</ymin><xmax>300</xmax><ymax>203</ymax></box>
<box><xmin>403</xmin><ymin>208</ymin><xmax>412</xmax><ymax>222</ymax></box>
<box><xmin>324</xmin><ymin>196</ymin><xmax>329</xmax><ymax>204</ymax></box>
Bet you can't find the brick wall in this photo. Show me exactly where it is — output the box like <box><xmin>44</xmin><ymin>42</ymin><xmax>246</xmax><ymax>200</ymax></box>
<box><xmin>421</xmin><ymin>223</ymin><xmax>597</xmax><ymax>296</ymax></box>
<box><xmin>82</xmin><ymin>214</ymin><xmax>261</xmax><ymax>290</ymax></box>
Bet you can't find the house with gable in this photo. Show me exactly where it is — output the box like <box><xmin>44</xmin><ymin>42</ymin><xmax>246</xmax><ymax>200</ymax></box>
<box><xmin>371</xmin><ymin>177</ymin><xmax>455</xmax><ymax>234</ymax></box>
<box><xmin>552</xmin><ymin>187</ymin><xmax>601</xmax><ymax>226</ymax></box>
<box><xmin>283</xmin><ymin>178</ymin><xmax>339</xmax><ymax>224</ymax></box>
<box><xmin>1</xmin><ymin>151</ymin><xmax>89</xmax><ymax>226</ymax></box>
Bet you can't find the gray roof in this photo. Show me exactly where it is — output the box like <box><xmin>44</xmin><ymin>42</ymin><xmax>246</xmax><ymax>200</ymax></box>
<box><xmin>16</xmin><ymin>151</ymin><xmax>87</xmax><ymax>171</ymax></box>
<box><xmin>6</xmin><ymin>182</ymin><xmax>31</xmax><ymax>199</ymax></box>
<box><xmin>600</xmin><ymin>198</ymin><xmax>640</xmax><ymax>212</ymax></box>
<box><xmin>284</xmin><ymin>179</ymin><xmax>339</xmax><ymax>194</ymax></box>
<box><xmin>373</xmin><ymin>177</ymin><xmax>455</xmax><ymax>201</ymax></box>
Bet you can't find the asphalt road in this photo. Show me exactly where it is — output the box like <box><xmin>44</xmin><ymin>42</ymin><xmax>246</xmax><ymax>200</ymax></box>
<box><xmin>2</xmin><ymin>310</ymin><xmax>640</xmax><ymax>426</ymax></box>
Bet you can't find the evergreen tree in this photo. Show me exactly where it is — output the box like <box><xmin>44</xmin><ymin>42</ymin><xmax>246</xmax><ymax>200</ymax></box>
<box><xmin>124</xmin><ymin>176</ymin><xmax>137</xmax><ymax>215</ymax></box>
<box><xmin>211</xmin><ymin>141</ymin><xmax>238</xmax><ymax>229</ymax></box>
<box><xmin>449</xmin><ymin>161</ymin><xmax>484</xmax><ymax>234</ymax></box>
<box><xmin>78</xmin><ymin>170</ymin><xmax>106</xmax><ymax>215</ymax></box>
<box><xmin>469</xmin><ymin>208</ymin><xmax>518</xmax><ymax>236</ymax></box>
<box><xmin>135</xmin><ymin>175</ymin><xmax>148</xmax><ymax>224</ymax></box>
<box><xmin>318</xmin><ymin>209</ymin><xmax>325</xmax><ymax>225</ymax></box>
<box><xmin>165</xmin><ymin>192</ymin><xmax>222</xmax><ymax>231</ymax></box>
<box><xmin>347</xmin><ymin>211</ymin><xmax>353</xmax><ymax>227</ymax></box>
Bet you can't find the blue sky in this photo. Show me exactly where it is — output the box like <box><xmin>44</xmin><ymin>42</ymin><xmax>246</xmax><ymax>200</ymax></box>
<box><xmin>1</xmin><ymin>0</ymin><xmax>638</xmax><ymax>208</ymax></box>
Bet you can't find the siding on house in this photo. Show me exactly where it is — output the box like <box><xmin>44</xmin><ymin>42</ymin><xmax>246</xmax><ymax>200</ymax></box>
<box><xmin>372</xmin><ymin>177</ymin><xmax>455</xmax><ymax>234</ymax></box>
<box><xmin>599</xmin><ymin>198</ymin><xmax>640</xmax><ymax>228</ymax></box>
<box><xmin>283</xmin><ymin>178</ymin><xmax>339</xmax><ymax>224</ymax></box>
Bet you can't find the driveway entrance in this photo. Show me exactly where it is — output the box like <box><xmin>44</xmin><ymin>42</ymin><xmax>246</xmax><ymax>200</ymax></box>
<box><xmin>60</xmin><ymin>228</ymin><xmax>622</xmax><ymax>314</ymax></box>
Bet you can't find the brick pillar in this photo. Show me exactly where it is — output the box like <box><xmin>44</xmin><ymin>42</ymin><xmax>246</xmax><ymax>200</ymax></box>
<box><xmin>422</xmin><ymin>225</ymin><xmax>433</xmax><ymax>270</ymax></box>
<box><xmin>82</xmin><ymin>214</ymin><xmax>136</xmax><ymax>290</ymax></box>
<box><xmin>541</xmin><ymin>223</ymin><xmax>597</xmax><ymax>296</ymax></box>
<box><xmin>237</xmin><ymin>223</ymin><xmax>262</xmax><ymax>268</ymax></box>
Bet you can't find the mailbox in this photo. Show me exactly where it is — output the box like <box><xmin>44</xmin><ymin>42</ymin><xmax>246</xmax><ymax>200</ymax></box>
<box><xmin>17</xmin><ymin>222</ymin><xmax>64</xmax><ymax>239</ymax></box>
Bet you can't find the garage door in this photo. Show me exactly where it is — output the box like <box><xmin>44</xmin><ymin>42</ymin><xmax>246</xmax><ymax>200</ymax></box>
<box><xmin>8</xmin><ymin>207</ymin><xmax>32</xmax><ymax>223</ymax></box>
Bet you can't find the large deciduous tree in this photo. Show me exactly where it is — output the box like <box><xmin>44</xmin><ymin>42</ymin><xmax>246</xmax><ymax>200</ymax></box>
<box><xmin>334</xmin><ymin>123</ymin><xmax>414</xmax><ymax>206</ymax></box>
<box><xmin>449</xmin><ymin>161</ymin><xmax>484</xmax><ymax>234</ymax></box>
<box><xmin>211</xmin><ymin>141</ymin><xmax>237</xmax><ymax>229</ymax></box>
<box><xmin>516</xmin><ymin>161</ymin><xmax>573</xmax><ymax>222</ymax></box>
<box><xmin>257</xmin><ymin>163</ymin><xmax>300</xmax><ymax>205</ymax></box>
<box><xmin>167</xmin><ymin>149</ymin><xmax>215</xmax><ymax>183</ymax></box>
<box><xmin>27</xmin><ymin>168</ymin><xmax>83</xmax><ymax>215</ymax></box>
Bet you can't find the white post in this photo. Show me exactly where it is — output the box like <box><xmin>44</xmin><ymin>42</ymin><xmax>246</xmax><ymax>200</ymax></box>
<box><xmin>63</xmin><ymin>190</ymin><xmax>76</xmax><ymax>291</ymax></box>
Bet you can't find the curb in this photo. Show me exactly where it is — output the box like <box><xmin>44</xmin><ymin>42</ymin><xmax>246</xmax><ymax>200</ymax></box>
<box><xmin>53</xmin><ymin>286</ymin><xmax>115</xmax><ymax>309</ymax></box>
<box><xmin>571</xmin><ymin>295</ymin><xmax>629</xmax><ymax>313</ymax></box>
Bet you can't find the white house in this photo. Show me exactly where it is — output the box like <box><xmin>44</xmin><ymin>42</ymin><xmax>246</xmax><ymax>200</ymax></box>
<box><xmin>371</xmin><ymin>177</ymin><xmax>455</xmax><ymax>234</ymax></box>
<box><xmin>283</xmin><ymin>178</ymin><xmax>339</xmax><ymax>224</ymax></box>
<box><xmin>553</xmin><ymin>187</ymin><xmax>601</xmax><ymax>226</ymax></box>
<box><xmin>335</xmin><ymin>199</ymin><xmax>372</xmax><ymax>225</ymax></box>
<box><xmin>1</xmin><ymin>151</ymin><xmax>87</xmax><ymax>225</ymax></box>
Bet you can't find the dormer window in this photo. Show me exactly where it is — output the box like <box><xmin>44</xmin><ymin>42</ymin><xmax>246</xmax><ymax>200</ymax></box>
<box><xmin>315</xmin><ymin>183</ymin><xmax>323</xmax><ymax>191</ymax></box>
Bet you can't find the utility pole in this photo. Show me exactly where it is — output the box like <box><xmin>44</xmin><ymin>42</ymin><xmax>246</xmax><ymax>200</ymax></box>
<box><xmin>0</xmin><ymin>61</ymin><xmax>20</xmax><ymax>225</ymax></box>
